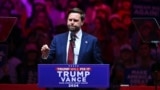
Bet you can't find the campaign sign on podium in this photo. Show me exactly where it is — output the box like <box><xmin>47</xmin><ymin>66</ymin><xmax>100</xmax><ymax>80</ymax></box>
<box><xmin>38</xmin><ymin>64</ymin><xmax>110</xmax><ymax>88</ymax></box>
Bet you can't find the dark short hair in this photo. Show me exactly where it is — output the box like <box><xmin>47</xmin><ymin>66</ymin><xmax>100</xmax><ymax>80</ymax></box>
<box><xmin>67</xmin><ymin>8</ymin><xmax>85</xmax><ymax>21</ymax></box>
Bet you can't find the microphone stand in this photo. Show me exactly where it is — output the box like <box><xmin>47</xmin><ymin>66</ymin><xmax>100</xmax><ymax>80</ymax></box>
<box><xmin>70</xmin><ymin>32</ymin><xmax>76</xmax><ymax>64</ymax></box>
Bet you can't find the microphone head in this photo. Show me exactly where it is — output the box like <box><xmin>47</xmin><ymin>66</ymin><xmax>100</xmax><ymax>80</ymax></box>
<box><xmin>70</xmin><ymin>32</ymin><xmax>76</xmax><ymax>42</ymax></box>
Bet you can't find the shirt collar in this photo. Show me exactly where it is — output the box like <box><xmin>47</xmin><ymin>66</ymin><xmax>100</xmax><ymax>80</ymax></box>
<box><xmin>69</xmin><ymin>29</ymin><xmax>82</xmax><ymax>39</ymax></box>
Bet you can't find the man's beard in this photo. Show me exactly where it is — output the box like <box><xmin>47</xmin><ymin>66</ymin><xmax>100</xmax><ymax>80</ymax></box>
<box><xmin>68</xmin><ymin>25</ymin><xmax>80</xmax><ymax>33</ymax></box>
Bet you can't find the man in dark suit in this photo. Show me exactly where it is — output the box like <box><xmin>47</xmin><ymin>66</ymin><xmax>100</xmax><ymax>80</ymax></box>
<box><xmin>41</xmin><ymin>8</ymin><xmax>104</xmax><ymax>90</ymax></box>
<box><xmin>41</xmin><ymin>8</ymin><xmax>103</xmax><ymax>64</ymax></box>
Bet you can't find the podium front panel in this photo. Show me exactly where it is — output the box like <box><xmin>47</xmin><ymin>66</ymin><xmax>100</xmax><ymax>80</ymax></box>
<box><xmin>38</xmin><ymin>64</ymin><xmax>109</xmax><ymax>88</ymax></box>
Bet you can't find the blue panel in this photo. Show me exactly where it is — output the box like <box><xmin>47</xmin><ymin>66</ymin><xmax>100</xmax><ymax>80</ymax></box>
<box><xmin>38</xmin><ymin>64</ymin><xmax>110</xmax><ymax>88</ymax></box>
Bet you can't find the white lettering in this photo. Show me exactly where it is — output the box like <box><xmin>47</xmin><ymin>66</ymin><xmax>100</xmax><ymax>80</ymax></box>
<box><xmin>85</xmin><ymin>71</ymin><xmax>90</xmax><ymax>77</ymax></box>
<box><xmin>64</xmin><ymin>71</ymin><xmax>69</xmax><ymax>77</ymax></box>
<box><xmin>57</xmin><ymin>71</ymin><xmax>62</xmax><ymax>77</ymax></box>
<box><xmin>60</xmin><ymin>77</ymin><xmax>65</xmax><ymax>82</ymax></box>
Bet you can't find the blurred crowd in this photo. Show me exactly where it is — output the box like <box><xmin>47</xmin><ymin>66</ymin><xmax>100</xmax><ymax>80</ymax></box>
<box><xmin>0</xmin><ymin>0</ymin><xmax>160</xmax><ymax>89</ymax></box>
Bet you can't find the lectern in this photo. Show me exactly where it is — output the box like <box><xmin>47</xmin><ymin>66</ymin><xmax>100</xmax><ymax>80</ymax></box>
<box><xmin>38</xmin><ymin>64</ymin><xmax>110</xmax><ymax>88</ymax></box>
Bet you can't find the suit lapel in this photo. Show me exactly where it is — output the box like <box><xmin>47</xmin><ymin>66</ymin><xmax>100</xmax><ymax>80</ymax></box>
<box><xmin>78</xmin><ymin>32</ymin><xmax>88</xmax><ymax>63</ymax></box>
<box><xmin>61</xmin><ymin>32</ymin><xmax>69</xmax><ymax>64</ymax></box>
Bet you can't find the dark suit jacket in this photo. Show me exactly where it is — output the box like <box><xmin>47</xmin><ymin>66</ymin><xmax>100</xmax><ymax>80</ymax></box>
<box><xmin>46</xmin><ymin>31</ymin><xmax>103</xmax><ymax>64</ymax></box>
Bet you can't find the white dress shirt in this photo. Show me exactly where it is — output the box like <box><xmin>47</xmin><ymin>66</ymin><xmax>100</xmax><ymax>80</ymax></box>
<box><xmin>66</xmin><ymin>29</ymin><xmax>82</xmax><ymax>64</ymax></box>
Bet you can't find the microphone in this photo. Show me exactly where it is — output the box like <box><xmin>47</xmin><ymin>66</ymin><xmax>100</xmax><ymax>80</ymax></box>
<box><xmin>70</xmin><ymin>32</ymin><xmax>76</xmax><ymax>48</ymax></box>
<box><xmin>70</xmin><ymin>32</ymin><xmax>76</xmax><ymax>42</ymax></box>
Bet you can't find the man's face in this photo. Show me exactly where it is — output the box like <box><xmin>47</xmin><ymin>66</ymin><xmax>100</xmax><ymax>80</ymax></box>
<box><xmin>67</xmin><ymin>13</ymin><xmax>83</xmax><ymax>32</ymax></box>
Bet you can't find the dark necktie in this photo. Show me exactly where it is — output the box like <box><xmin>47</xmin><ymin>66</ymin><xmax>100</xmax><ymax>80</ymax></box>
<box><xmin>67</xmin><ymin>41</ymin><xmax>74</xmax><ymax>64</ymax></box>
<box><xmin>67</xmin><ymin>33</ymin><xmax>76</xmax><ymax>64</ymax></box>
